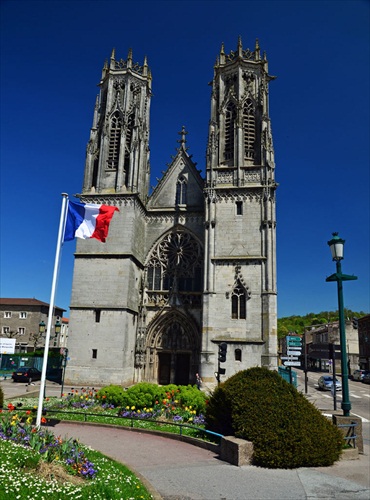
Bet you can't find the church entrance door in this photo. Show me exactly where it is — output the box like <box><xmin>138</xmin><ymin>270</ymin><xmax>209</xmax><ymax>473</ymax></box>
<box><xmin>158</xmin><ymin>353</ymin><xmax>171</xmax><ymax>385</ymax></box>
<box><xmin>157</xmin><ymin>352</ymin><xmax>190</xmax><ymax>385</ymax></box>
<box><xmin>175</xmin><ymin>353</ymin><xmax>190</xmax><ymax>385</ymax></box>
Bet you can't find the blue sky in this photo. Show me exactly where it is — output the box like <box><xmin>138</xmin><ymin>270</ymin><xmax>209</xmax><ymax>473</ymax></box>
<box><xmin>1</xmin><ymin>0</ymin><xmax>369</xmax><ymax>318</ymax></box>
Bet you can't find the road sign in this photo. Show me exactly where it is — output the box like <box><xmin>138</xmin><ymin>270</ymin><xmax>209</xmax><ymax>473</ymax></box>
<box><xmin>287</xmin><ymin>337</ymin><xmax>302</xmax><ymax>346</ymax></box>
<box><xmin>287</xmin><ymin>350</ymin><xmax>302</xmax><ymax>356</ymax></box>
<box><xmin>281</xmin><ymin>356</ymin><xmax>299</xmax><ymax>361</ymax></box>
<box><xmin>283</xmin><ymin>361</ymin><xmax>301</xmax><ymax>366</ymax></box>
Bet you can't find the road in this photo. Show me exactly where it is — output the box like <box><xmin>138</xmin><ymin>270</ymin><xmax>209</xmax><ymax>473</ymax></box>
<box><xmin>295</xmin><ymin>368</ymin><xmax>370</xmax><ymax>446</ymax></box>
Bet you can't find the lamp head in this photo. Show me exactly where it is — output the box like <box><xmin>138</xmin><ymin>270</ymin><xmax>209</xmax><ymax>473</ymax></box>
<box><xmin>39</xmin><ymin>320</ymin><xmax>46</xmax><ymax>334</ymax></box>
<box><xmin>328</xmin><ymin>232</ymin><xmax>345</xmax><ymax>261</ymax></box>
<box><xmin>54</xmin><ymin>320</ymin><xmax>62</xmax><ymax>336</ymax></box>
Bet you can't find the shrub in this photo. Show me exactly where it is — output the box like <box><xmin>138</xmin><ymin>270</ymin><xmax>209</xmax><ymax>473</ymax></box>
<box><xmin>97</xmin><ymin>382</ymin><xmax>208</xmax><ymax>415</ymax></box>
<box><xmin>0</xmin><ymin>385</ymin><xmax>3</xmax><ymax>409</ymax></box>
<box><xmin>205</xmin><ymin>367</ymin><xmax>343</xmax><ymax>468</ymax></box>
<box><xmin>97</xmin><ymin>385</ymin><xmax>127</xmax><ymax>407</ymax></box>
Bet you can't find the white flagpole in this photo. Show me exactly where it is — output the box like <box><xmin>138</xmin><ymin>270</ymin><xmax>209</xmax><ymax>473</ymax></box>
<box><xmin>36</xmin><ymin>193</ymin><xmax>69</xmax><ymax>428</ymax></box>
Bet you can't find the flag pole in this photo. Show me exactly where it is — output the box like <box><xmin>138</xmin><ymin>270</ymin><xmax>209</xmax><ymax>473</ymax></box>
<box><xmin>36</xmin><ymin>193</ymin><xmax>69</xmax><ymax>428</ymax></box>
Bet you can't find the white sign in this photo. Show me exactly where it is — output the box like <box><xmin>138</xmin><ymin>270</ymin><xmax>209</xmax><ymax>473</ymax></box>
<box><xmin>281</xmin><ymin>356</ymin><xmax>299</xmax><ymax>361</ymax></box>
<box><xmin>287</xmin><ymin>346</ymin><xmax>302</xmax><ymax>350</ymax></box>
<box><xmin>287</xmin><ymin>350</ymin><xmax>302</xmax><ymax>356</ymax></box>
<box><xmin>283</xmin><ymin>361</ymin><xmax>301</xmax><ymax>366</ymax></box>
<box><xmin>0</xmin><ymin>338</ymin><xmax>16</xmax><ymax>354</ymax></box>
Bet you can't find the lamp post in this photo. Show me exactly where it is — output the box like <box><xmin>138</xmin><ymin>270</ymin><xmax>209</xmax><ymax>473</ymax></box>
<box><xmin>326</xmin><ymin>232</ymin><xmax>357</xmax><ymax>416</ymax></box>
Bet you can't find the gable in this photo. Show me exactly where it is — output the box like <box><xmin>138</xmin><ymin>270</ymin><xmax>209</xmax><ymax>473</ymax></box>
<box><xmin>148</xmin><ymin>151</ymin><xmax>204</xmax><ymax>210</ymax></box>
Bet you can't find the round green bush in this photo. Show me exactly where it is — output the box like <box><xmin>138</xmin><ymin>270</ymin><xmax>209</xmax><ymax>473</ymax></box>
<box><xmin>205</xmin><ymin>367</ymin><xmax>343</xmax><ymax>468</ymax></box>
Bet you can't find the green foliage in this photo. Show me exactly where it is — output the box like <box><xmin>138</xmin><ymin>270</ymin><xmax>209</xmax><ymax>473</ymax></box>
<box><xmin>97</xmin><ymin>385</ymin><xmax>127</xmax><ymax>406</ymax></box>
<box><xmin>277</xmin><ymin>309</ymin><xmax>368</xmax><ymax>338</ymax></box>
<box><xmin>0</xmin><ymin>385</ymin><xmax>3</xmax><ymax>409</ymax></box>
<box><xmin>97</xmin><ymin>382</ymin><xmax>207</xmax><ymax>414</ymax></box>
<box><xmin>205</xmin><ymin>367</ymin><xmax>343</xmax><ymax>468</ymax></box>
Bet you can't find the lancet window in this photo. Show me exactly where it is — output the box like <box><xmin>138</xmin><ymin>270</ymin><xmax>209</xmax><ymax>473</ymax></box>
<box><xmin>123</xmin><ymin>114</ymin><xmax>134</xmax><ymax>186</ymax></box>
<box><xmin>243</xmin><ymin>98</ymin><xmax>255</xmax><ymax>160</ymax></box>
<box><xmin>147</xmin><ymin>230</ymin><xmax>202</xmax><ymax>293</ymax></box>
<box><xmin>231</xmin><ymin>280</ymin><xmax>247</xmax><ymax>319</ymax></box>
<box><xmin>107</xmin><ymin>111</ymin><xmax>122</xmax><ymax>169</ymax></box>
<box><xmin>176</xmin><ymin>176</ymin><xmax>187</xmax><ymax>205</ymax></box>
<box><xmin>224</xmin><ymin>102</ymin><xmax>236</xmax><ymax>161</ymax></box>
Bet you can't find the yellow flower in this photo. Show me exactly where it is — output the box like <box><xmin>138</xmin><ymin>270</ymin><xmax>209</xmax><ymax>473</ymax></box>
<box><xmin>26</xmin><ymin>417</ymin><xmax>32</xmax><ymax>424</ymax></box>
<box><xmin>189</xmin><ymin>406</ymin><xmax>192</xmax><ymax>409</ymax></box>
<box><xmin>126</xmin><ymin>406</ymin><xmax>130</xmax><ymax>410</ymax></box>
<box><xmin>175</xmin><ymin>400</ymin><xmax>178</xmax><ymax>403</ymax></box>
<box><xmin>185</xmin><ymin>407</ymin><xmax>188</xmax><ymax>411</ymax></box>
<box><xmin>131</xmin><ymin>406</ymin><xmax>135</xmax><ymax>410</ymax></box>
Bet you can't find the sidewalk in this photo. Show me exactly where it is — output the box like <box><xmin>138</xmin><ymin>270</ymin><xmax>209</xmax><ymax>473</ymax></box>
<box><xmin>1</xmin><ymin>378</ymin><xmax>370</xmax><ymax>500</ymax></box>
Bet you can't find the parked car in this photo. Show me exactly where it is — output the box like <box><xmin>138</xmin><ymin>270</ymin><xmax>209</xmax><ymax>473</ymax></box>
<box><xmin>352</xmin><ymin>369</ymin><xmax>370</xmax><ymax>381</ymax></box>
<box><xmin>12</xmin><ymin>367</ymin><xmax>41</xmax><ymax>383</ymax></box>
<box><xmin>362</xmin><ymin>372</ymin><xmax>370</xmax><ymax>384</ymax></box>
<box><xmin>318</xmin><ymin>375</ymin><xmax>342</xmax><ymax>391</ymax></box>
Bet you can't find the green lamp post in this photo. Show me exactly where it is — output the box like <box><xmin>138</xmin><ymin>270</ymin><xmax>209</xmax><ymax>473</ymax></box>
<box><xmin>326</xmin><ymin>233</ymin><xmax>357</xmax><ymax>416</ymax></box>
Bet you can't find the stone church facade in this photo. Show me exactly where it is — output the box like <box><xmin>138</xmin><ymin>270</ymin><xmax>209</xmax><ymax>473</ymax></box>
<box><xmin>65</xmin><ymin>39</ymin><xmax>278</xmax><ymax>387</ymax></box>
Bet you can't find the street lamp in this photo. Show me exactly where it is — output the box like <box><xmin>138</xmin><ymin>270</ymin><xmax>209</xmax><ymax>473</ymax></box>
<box><xmin>326</xmin><ymin>232</ymin><xmax>357</xmax><ymax>416</ymax></box>
<box><xmin>39</xmin><ymin>321</ymin><xmax>46</xmax><ymax>336</ymax></box>
<box><xmin>54</xmin><ymin>320</ymin><xmax>61</xmax><ymax>339</ymax></box>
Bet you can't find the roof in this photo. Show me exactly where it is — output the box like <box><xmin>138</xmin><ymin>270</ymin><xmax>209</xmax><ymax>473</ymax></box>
<box><xmin>0</xmin><ymin>298</ymin><xmax>66</xmax><ymax>312</ymax></box>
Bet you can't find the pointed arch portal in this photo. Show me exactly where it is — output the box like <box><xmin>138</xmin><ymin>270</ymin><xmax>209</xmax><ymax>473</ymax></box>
<box><xmin>146</xmin><ymin>311</ymin><xmax>200</xmax><ymax>385</ymax></box>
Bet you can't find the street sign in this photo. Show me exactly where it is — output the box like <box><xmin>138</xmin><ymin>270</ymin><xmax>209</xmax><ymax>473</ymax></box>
<box><xmin>287</xmin><ymin>345</ymin><xmax>302</xmax><ymax>349</ymax></box>
<box><xmin>287</xmin><ymin>350</ymin><xmax>302</xmax><ymax>356</ymax></box>
<box><xmin>281</xmin><ymin>356</ymin><xmax>299</xmax><ymax>360</ymax></box>
<box><xmin>287</xmin><ymin>338</ymin><xmax>302</xmax><ymax>346</ymax></box>
<box><xmin>283</xmin><ymin>361</ymin><xmax>301</xmax><ymax>366</ymax></box>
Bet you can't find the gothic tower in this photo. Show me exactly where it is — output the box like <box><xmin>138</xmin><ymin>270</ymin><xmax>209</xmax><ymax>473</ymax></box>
<box><xmin>201</xmin><ymin>38</ymin><xmax>278</xmax><ymax>380</ymax></box>
<box><xmin>66</xmin><ymin>50</ymin><xmax>152</xmax><ymax>385</ymax></box>
<box><xmin>83</xmin><ymin>48</ymin><xmax>151</xmax><ymax>198</ymax></box>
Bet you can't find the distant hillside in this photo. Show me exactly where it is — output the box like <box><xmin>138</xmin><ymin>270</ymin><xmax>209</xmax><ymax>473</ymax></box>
<box><xmin>277</xmin><ymin>310</ymin><xmax>368</xmax><ymax>339</ymax></box>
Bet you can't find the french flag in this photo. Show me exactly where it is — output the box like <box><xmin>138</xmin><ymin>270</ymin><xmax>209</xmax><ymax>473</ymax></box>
<box><xmin>63</xmin><ymin>200</ymin><xmax>119</xmax><ymax>243</ymax></box>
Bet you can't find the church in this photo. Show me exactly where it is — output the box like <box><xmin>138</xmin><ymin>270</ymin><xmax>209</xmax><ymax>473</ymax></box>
<box><xmin>65</xmin><ymin>38</ymin><xmax>278</xmax><ymax>387</ymax></box>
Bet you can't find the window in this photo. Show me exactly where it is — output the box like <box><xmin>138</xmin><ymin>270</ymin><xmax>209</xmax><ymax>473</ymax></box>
<box><xmin>107</xmin><ymin>111</ymin><xmax>122</xmax><ymax>169</ymax></box>
<box><xmin>236</xmin><ymin>201</ymin><xmax>243</xmax><ymax>215</ymax></box>
<box><xmin>231</xmin><ymin>281</ymin><xmax>246</xmax><ymax>319</ymax></box>
<box><xmin>19</xmin><ymin>312</ymin><xmax>27</xmax><ymax>319</ymax></box>
<box><xmin>95</xmin><ymin>309</ymin><xmax>101</xmax><ymax>323</ymax></box>
<box><xmin>92</xmin><ymin>349</ymin><xmax>97</xmax><ymax>359</ymax></box>
<box><xmin>2</xmin><ymin>326</ymin><xmax>10</xmax><ymax>334</ymax></box>
<box><xmin>235</xmin><ymin>349</ymin><xmax>242</xmax><ymax>361</ymax></box>
<box><xmin>224</xmin><ymin>102</ymin><xmax>236</xmax><ymax>161</ymax></box>
<box><xmin>243</xmin><ymin>98</ymin><xmax>255</xmax><ymax>160</ymax></box>
<box><xmin>123</xmin><ymin>114</ymin><xmax>134</xmax><ymax>186</ymax></box>
<box><xmin>147</xmin><ymin>231</ymin><xmax>202</xmax><ymax>292</ymax></box>
<box><xmin>18</xmin><ymin>328</ymin><xmax>25</xmax><ymax>335</ymax></box>
<box><xmin>4</xmin><ymin>311</ymin><xmax>11</xmax><ymax>318</ymax></box>
<box><xmin>176</xmin><ymin>176</ymin><xmax>187</xmax><ymax>205</ymax></box>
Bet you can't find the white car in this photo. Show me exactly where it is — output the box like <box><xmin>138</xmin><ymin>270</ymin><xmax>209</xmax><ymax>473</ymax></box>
<box><xmin>318</xmin><ymin>375</ymin><xmax>342</xmax><ymax>391</ymax></box>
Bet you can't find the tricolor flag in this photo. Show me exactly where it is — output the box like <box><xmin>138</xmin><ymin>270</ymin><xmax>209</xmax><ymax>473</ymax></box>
<box><xmin>63</xmin><ymin>200</ymin><xmax>119</xmax><ymax>243</ymax></box>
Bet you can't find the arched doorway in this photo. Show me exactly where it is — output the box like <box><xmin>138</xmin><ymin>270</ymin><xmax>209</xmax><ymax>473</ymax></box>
<box><xmin>146</xmin><ymin>311</ymin><xmax>200</xmax><ymax>385</ymax></box>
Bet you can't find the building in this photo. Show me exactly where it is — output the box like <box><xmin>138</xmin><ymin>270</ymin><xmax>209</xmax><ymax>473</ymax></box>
<box><xmin>0</xmin><ymin>298</ymin><xmax>65</xmax><ymax>352</ymax></box>
<box><xmin>358</xmin><ymin>314</ymin><xmax>370</xmax><ymax>370</ymax></box>
<box><xmin>65</xmin><ymin>39</ymin><xmax>278</xmax><ymax>387</ymax></box>
<box><xmin>305</xmin><ymin>321</ymin><xmax>359</xmax><ymax>374</ymax></box>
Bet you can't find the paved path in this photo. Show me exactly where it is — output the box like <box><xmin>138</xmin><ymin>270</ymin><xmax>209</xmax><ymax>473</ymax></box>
<box><xmin>47</xmin><ymin>421</ymin><xmax>370</xmax><ymax>500</ymax></box>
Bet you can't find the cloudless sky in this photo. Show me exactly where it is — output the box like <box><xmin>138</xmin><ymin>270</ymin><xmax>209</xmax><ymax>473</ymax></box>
<box><xmin>1</xmin><ymin>0</ymin><xmax>369</xmax><ymax>319</ymax></box>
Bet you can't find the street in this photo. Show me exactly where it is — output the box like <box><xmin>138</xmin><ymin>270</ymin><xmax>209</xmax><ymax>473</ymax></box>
<box><xmin>295</xmin><ymin>368</ymin><xmax>370</xmax><ymax>447</ymax></box>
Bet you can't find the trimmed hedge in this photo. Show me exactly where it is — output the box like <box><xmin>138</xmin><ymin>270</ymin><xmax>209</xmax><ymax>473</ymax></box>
<box><xmin>205</xmin><ymin>367</ymin><xmax>343</xmax><ymax>468</ymax></box>
<box><xmin>97</xmin><ymin>382</ymin><xmax>207</xmax><ymax>414</ymax></box>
